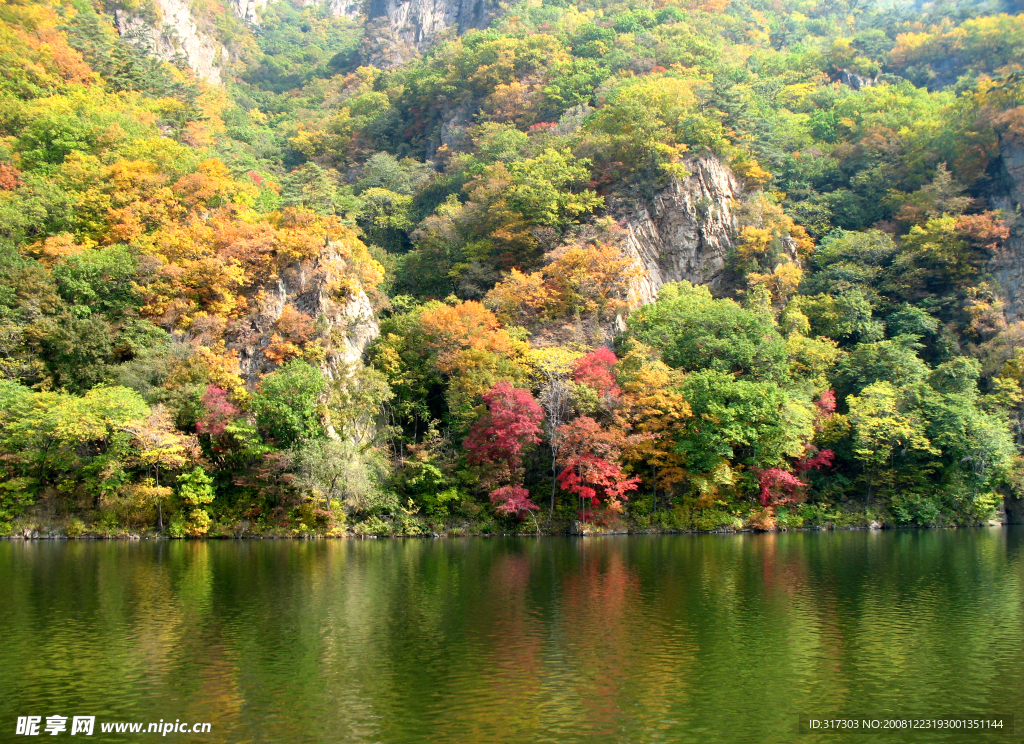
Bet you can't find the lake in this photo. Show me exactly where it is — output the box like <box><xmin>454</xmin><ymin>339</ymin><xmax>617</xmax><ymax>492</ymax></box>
<box><xmin>2</xmin><ymin>530</ymin><xmax>1022</xmax><ymax>743</ymax></box>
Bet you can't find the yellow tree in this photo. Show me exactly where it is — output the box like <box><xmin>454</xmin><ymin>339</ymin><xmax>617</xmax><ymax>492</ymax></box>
<box><xmin>527</xmin><ymin>346</ymin><xmax>583</xmax><ymax>522</ymax></box>
<box><xmin>419</xmin><ymin>300</ymin><xmax>530</xmax><ymax>422</ymax></box>
<box><xmin>128</xmin><ymin>406</ymin><xmax>193</xmax><ymax>532</ymax></box>
<box><xmin>615</xmin><ymin>347</ymin><xmax>691</xmax><ymax>512</ymax></box>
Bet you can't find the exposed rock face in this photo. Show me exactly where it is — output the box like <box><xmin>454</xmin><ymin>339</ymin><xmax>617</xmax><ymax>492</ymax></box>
<box><xmin>421</xmin><ymin>99</ymin><xmax>475</xmax><ymax>162</ymax></box>
<box><xmin>991</xmin><ymin>133</ymin><xmax>1024</xmax><ymax>322</ymax></box>
<box><xmin>365</xmin><ymin>0</ymin><xmax>497</xmax><ymax>46</ymax></box>
<box><xmin>115</xmin><ymin>0</ymin><xmax>227</xmax><ymax>84</ymax></box>
<box><xmin>120</xmin><ymin>0</ymin><xmax>497</xmax><ymax>78</ymax></box>
<box><xmin>1004</xmin><ymin>489</ymin><xmax>1024</xmax><ymax>524</ymax></box>
<box><xmin>230</xmin><ymin>242</ymin><xmax>380</xmax><ymax>386</ymax></box>
<box><xmin>235</xmin><ymin>0</ymin><xmax>358</xmax><ymax>24</ymax></box>
<box><xmin>614</xmin><ymin>155</ymin><xmax>742</xmax><ymax>305</ymax></box>
<box><xmin>231</xmin><ymin>0</ymin><xmax>268</xmax><ymax>23</ymax></box>
<box><xmin>834</xmin><ymin>68</ymin><xmax>876</xmax><ymax>90</ymax></box>
<box><xmin>253</xmin><ymin>0</ymin><xmax>498</xmax><ymax>54</ymax></box>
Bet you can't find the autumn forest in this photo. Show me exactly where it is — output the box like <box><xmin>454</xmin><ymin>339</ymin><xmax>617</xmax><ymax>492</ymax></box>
<box><xmin>2</xmin><ymin>0</ymin><xmax>1024</xmax><ymax>538</ymax></box>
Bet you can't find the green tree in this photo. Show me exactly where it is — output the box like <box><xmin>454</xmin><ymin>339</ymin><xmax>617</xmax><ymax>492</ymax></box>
<box><xmin>176</xmin><ymin>466</ymin><xmax>215</xmax><ymax>536</ymax></box>
<box><xmin>793</xmin><ymin>291</ymin><xmax>884</xmax><ymax>346</ymax></box>
<box><xmin>290</xmin><ymin>438</ymin><xmax>394</xmax><ymax>515</ymax></box>
<box><xmin>51</xmin><ymin>245</ymin><xmax>137</xmax><ymax>317</ymax></box>
<box><xmin>832</xmin><ymin>337</ymin><xmax>930</xmax><ymax>401</ymax></box>
<box><xmin>675</xmin><ymin>370</ymin><xmax>813</xmax><ymax>485</ymax></box>
<box><xmin>505</xmin><ymin>149</ymin><xmax>603</xmax><ymax>228</ymax></box>
<box><xmin>28</xmin><ymin>313</ymin><xmax>114</xmax><ymax>393</ymax></box>
<box><xmin>252</xmin><ymin>360</ymin><xmax>327</xmax><ymax>447</ymax></box>
<box><xmin>356</xmin><ymin>187</ymin><xmax>414</xmax><ymax>252</ymax></box>
<box><xmin>800</xmin><ymin>229</ymin><xmax>896</xmax><ymax>298</ymax></box>
<box><xmin>846</xmin><ymin>381</ymin><xmax>935</xmax><ymax>508</ymax></box>
<box><xmin>628</xmin><ymin>282</ymin><xmax>789</xmax><ymax>382</ymax></box>
<box><xmin>0</xmin><ymin>383</ymin><xmax>150</xmax><ymax>512</ymax></box>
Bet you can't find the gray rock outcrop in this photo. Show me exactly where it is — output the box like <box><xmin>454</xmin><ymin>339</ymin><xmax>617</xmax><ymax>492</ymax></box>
<box><xmin>614</xmin><ymin>155</ymin><xmax>742</xmax><ymax>305</ymax></box>
<box><xmin>115</xmin><ymin>0</ymin><xmax>227</xmax><ymax>84</ymax></box>
<box><xmin>117</xmin><ymin>0</ymin><xmax>499</xmax><ymax>80</ymax></box>
<box><xmin>231</xmin><ymin>0</ymin><xmax>268</xmax><ymax>22</ymax></box>
<box><xmin>835</xmin><ymin>68</ymin><xmax>877</xmax><ymax>90</ymax></box>
<box><xmin>230</xmin><ymin>242</ymin><xmax>380</xmax><ymax>386</ymax></box>
<box><xmin>1004</xmin><ymin>489</ymin><xmax>1024</xmax><ymax>524</ymax></box>
<box><xmin>991</xmin><ymin>132</ymin><xmax>1024</xmax><ymax>322</ymax></box>
<box><xmin>365</xmin><ymin>0</ymin><xmax>497</xmax><ymax>46</ymax></box>
<box><xmin>233</xmin><ymin>0</ymin><xmax>496</xmax><ymax>51</ymax></box>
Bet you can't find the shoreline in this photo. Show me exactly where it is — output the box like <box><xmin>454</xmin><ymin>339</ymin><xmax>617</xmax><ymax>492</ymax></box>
<box><xmin>2</xmin><ymin>522</ymin><xmax>1014</xmax><ymax>541</ymax></box>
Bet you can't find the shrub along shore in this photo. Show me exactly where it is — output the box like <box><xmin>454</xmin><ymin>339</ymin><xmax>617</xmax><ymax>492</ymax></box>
<box><xmin>4</xmin><ymin>506</ymin><xmax>1010</xmax><ymax>540</ymax></box>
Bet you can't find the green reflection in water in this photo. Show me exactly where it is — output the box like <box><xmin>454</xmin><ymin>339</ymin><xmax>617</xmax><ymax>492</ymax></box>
<box><xmin>1</xmin><ymin>530</ymin><xmax>1022</xmax><ymax>744</ymax></box>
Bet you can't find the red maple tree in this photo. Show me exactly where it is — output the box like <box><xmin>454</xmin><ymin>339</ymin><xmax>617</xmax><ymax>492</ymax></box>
<box><xmin>555</xmin><ymin>416</ymin><xmax>640</xmax><ymax>523</ymax></box>
<box><xmin>572</xmin><ymin>346</ymin><xmax>621</xmax><ymax>400</ymax></box>
<box><xmin>465</xmin><ymin>382</ymin><xmax>544</xmax><ymax>476</ymax></box>
<box><xmin>464</xmin><ymin>382</ymin><xmax>545</xmax><ymax>525</ymax></box>
<box><xmin>197</xmin><ymin>385</ymin><xmax>239</xmax><ymax>438</ymax></box>
<box><xmin>490</xmin><ymin>485</ymin><xmax>540</xmax><ymax>518</ymax></box>
<box><xmin>755</xmin><ymin>468</ymin><xmax>806</xmax><ymax>507</ymax></box>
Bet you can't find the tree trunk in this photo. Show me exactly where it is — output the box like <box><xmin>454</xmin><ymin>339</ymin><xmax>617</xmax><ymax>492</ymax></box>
<box><xmin>651</xmin><ymin>464</ymin><xmax>658</xmax><ymax>513</ymax></box>
<box><xmin>548</xmin><ymin>458</ymin><xmax>557</xmax><ymax>524</ymax></box>
<box><xmin>156</xmin><ymin>466</ymin><xmax>163</xmax><ymax>533</ymax></box>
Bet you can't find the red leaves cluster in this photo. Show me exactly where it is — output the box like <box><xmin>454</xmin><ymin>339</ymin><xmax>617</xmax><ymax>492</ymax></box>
<box><xmin>756</xmin><ymin>468</ymin><xmax>805</xmax><ymax>507</ymax></box>
<box><xmin>557</xmin><ymin>453</ymin><xmax>639</xmax><ymax>507</ymax></box>
<box><xmin>761</xmin><ymin>437</ymin><xmax>835</xmax><ymax>507</ymax></box>
<box><xmin>0</xmin><ymin>163</ymin><xmax>22</xmax><ymax>191</ymax></box>
<box><xmin>956</xmin><ymin>211</ymin><xmax>1009</xmax><ymax>252</ymax></box>
<box><xmin>816</xmin><ymin>390</ymin><xmax>837</xmax><ymax>416</ymax></box>
<box><xmin>464</xmin><ymin>381</ymin><xmax>544</xmax><ymax>476</ymax></box>
<box><xmin>572</xmin><ymin>347</ymin><xmax>620</xmax><ymax>399</ymax></box>
<box><xmin>555</xmin><ymin>416</ymin><xmax>640</xmax><ymax>515</ymax></box>
<box><xmin>490</xmin><ymin>485</ymin><xmax>539</xmax><ymax>517</ymax></box>
<box><xmin>464</xmin><ymin>382</ymin><xmax>545</xmax><ymax>518</ymax></box>
<box><xmin>798</xmin><ymin>389</ymin><xmax>837</xmax><ymax>476</ymax></box>
<box><xmin>812</xmin><ymin>390</ymin><xmax>837</xmax><ymax>437</ymax></box>
<box><xmin>795</xmin><ymin>447</ymin><xmax>835</xmax><ymax>473</ymax></box>
<box><xmin>197</xmin><ymin>385</ymin><xmax>239</xmax><ymax>438</ymax></box>
<box><xmin>758</xmin><ymin>390</ymin><xmax>836</xmax><ymax>507</ymax></box>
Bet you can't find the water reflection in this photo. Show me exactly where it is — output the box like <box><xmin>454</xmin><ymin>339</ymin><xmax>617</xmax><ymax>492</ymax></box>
<box><xmin>1</xmin><ymin>530</ymin><xmax>1022</xmax><ymax>743</ymax></box>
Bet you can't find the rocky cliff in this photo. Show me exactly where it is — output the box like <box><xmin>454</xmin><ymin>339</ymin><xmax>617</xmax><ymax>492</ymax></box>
<box><xmin>231</xmin><ymin>0</ymin><xmax>268</xmax><ymax>23</ymax></box>
<box><xmin>363</xmin><ymin>0</ymin><xmax>497</xmax><ymax>46</ymax></box>
<box><xmin>833</xmin><ymin>69</ymin><xmax>877</xmax><ymax>90</ymax></box>
<box><xmin>229</xmin><ymin>242</ymin><xmax>380</xmax><ymax>386</ymax></box>
<box><xmin>233</xmin><ymin>0</ymin><xmax>497</xmax><ymax>51</ymax></box>
<box><xmin>613</xmin><ymin>155</ymin><xmax>742</xmax><ymax>305</ymax></box>
<box><xmin>115</xmin><ymin>0</ymin><xmax>228</xmax><ymax>84</ymax></box>
<box><xmin>116</xmin><ymin>0</ymin><xmax>501</xmax><ymax>83</ymax></box>
<box><xmin>991</xmin><ymin>132</ymin><xmax>1024</xmax><ymax>322</ymax></box>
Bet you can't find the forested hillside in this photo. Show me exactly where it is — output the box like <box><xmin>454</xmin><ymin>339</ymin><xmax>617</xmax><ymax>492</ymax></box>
<box><xmin>3</xmin><ymin>0</ymin><xmax>1024</xmax><ymax>537</ymax></box>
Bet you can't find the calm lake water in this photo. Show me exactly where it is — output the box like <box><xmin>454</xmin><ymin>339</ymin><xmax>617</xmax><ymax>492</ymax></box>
<box><xmin>2</xmin><ymin>530</ymin><xmax>1023</xmax><ymax>744</ymax></box>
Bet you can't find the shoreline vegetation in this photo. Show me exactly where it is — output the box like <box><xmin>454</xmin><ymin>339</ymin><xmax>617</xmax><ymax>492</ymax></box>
<box><xmin>5</xmin><ymin>1</ymin><xmax>1024</xmax><ymax>540</ymax></box>
<box><xmin>4</xmin><ymin>509</ymin><xmax>1011</xmax><ymax>541</ymax></box>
